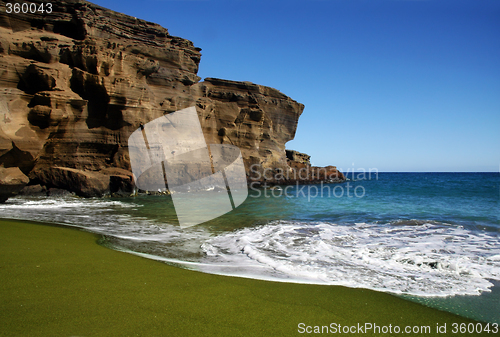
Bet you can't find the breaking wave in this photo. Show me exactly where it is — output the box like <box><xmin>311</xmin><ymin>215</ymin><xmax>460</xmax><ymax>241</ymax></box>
<box><xmin>200</xmin><ymin>220</ymin><xmax>500</xmax><ymax>297</ymax></box>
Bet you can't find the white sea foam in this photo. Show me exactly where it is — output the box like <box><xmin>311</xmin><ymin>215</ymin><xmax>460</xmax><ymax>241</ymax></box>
<box><xmin>200</xmin><ymin>220</ymin><xmax>500</xmax><ymax>297</ymax></box>
<box><xmin>0</xmin><ymin>196</ymin><xmax>211</xmax><ymax>259</ymax></box>
<box><xmin>2</xmin><ymin>196</ymin><xmax>499</xmax><ymax>297</ymax></box>
<box><xmin>0</xmin><ymin>197</ymin><xmax>137</xmax><ymax>210</ymax></box>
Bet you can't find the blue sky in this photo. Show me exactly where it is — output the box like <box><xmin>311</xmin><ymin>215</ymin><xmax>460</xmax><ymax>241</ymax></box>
<box><xmin>95</xmin><ymin>0</ymin><xmax>499</xmax><ymax>172</ymax></box>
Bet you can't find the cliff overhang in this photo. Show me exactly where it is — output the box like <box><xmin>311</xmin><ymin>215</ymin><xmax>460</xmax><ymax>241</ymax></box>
<box><xmin>0</xmin><ymin>0</ymin><xmax>343</xmax><ymax>200</ymax></box>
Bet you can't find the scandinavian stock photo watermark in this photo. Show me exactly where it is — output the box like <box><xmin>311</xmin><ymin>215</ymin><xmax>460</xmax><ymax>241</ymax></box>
<box><xmin>297</xmin><ymin>322</ymin><xmax>499</xmax><ymax>335</ymax></box>
<box><xmin>128</xmin><ymin>107</ymin><xmax>379</xmax><ymax>227</ymax></box>
<box><xmin>128</xmin><ymin>107</ymin><xmax>248</xmax><ymax>228</ymax></box>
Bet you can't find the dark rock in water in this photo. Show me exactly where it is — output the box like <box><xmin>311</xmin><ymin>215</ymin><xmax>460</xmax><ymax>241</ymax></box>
<box><xmin>108</xmin><ymin>169</ymin><xmax>135</xmax><ymax>197</ymax></box>
<box><xmin>47</xmin><ymin>188</ymin><xmax>74</xmax><ymax>197</ymax></box>
<box><xmin>19</xmin><ymin>183</ymin><xmax>75</xmax><ymax>197</ymax></box>
<box><xmin>423</xmin><ymin>261</ymin><xmax>439</xmax><ymax>269</ymax></box>
<box><xmin>0</xmin><ymin>167</ymin><xmax>29</xmax><ymax>202</ymax></box>
<box><xmin>0</xmin><ymin>0</ymin><xmax>341</xmax><ymax>198</ymax></box>
<box><xmin>18</xmin><ymin>184</ymin><xmax>47</xmax><ymax>196</ymax></box>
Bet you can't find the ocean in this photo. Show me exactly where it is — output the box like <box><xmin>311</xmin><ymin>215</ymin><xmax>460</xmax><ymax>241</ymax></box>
<box><xmin>1</xmin><ymin>172</ymin><xmax>499</xmax><ymax>323</ymax></box>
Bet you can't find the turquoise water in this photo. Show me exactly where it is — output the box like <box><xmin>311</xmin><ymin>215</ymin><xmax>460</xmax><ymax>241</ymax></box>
<box><xmin>1</xmin><ymin>172</ymin><xmax>499</xmax><ymax>323</ymax></box>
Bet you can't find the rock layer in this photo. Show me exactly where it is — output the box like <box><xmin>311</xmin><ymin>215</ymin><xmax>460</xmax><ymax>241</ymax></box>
<box><xmin>0</xmin><ymin>0</ymin><xmax>340</xmax><ymax>200</ymax></box>
<box><xmin>197</xmin><ymin>78</ymin><xmax>304</xmax><ymax>183</ymax></box>
<box><xmin>0</xmin><ymin>0</ymin><xmax>204</xmax><ymax>197</ymax></box>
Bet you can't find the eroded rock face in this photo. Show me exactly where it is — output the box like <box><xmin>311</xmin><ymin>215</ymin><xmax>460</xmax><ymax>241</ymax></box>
<box><xmin>0</xmin><ymin>0</ymin><xmax>203</xmax><ymax>190</ymax></box>
<box><xmin>196</xmin><ymin>78</ymin><xmax>304</xmax><ymax>183</ymax></box>
<box><xmin>0</xmin><ymin>0</ymin><xmax>338</xmax><ymax>199</ymax></box>
<box><xmin>0</xmin><ymin>167</ymin><xmax>29</xmax><ymax>202</ymax></box>
<box><xmin>286</xmin><ymin>150</ymin><xmax>311</xmax><ymax>165</ymax></box>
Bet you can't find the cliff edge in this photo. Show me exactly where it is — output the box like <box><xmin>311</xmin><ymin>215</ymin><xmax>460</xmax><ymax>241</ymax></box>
<box><xmin>0</xmin><ymin>0</ymin><xmax>343</xmax><ymax>199</ymax></box>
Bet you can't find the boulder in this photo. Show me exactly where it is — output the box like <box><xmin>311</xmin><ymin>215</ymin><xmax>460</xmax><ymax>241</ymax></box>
<box><xmin>18</xmin><ymin>184</ymin><xmax>47</xmax><ymax>196</ymax></box>
<box><xmin>32</xmin><ymin>167</ymin><xmax>109</xmax><ymax>198</ymax></box>
<box><xmin>103</xmin><ymin>167</ymin><xmax>135</xmax><ymax>197</ymax></box>
<box><xmin>0</xmin><ymin>166</ymin><xmax>29</xmax><ymax>202</ymax></box>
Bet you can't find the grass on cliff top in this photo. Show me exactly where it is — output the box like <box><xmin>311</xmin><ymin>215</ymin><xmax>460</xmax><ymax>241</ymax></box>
<box><xmin>0</xmin><ymin>218</ymin><xmax>482</xmax><ymax>337</ymax></box>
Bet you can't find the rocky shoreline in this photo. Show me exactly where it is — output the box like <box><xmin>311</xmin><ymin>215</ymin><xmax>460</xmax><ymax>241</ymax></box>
<box><xmin>0</xmin><ymin>0</ymin><xmax>344</xmax><ymax>202</ymax></box>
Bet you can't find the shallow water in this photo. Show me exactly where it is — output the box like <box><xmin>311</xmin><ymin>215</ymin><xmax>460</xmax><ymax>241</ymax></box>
<box><xmin>1</xmin><ymin>172</ymin><xmax>499</xmax><ymax>323</ymax></box>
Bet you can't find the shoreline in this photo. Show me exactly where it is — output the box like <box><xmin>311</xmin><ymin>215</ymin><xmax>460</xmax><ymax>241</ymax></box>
<box><xmin>0</xmin><ymin>218</ymin><xmax>485</xmax><ymax>336</ymax></box>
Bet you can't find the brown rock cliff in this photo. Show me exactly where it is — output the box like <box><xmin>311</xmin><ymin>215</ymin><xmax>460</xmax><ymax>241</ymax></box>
<box><xmin>0</xmin><ymin>0</ymin><xmax>341</xmax><ymax>199</ymax></box>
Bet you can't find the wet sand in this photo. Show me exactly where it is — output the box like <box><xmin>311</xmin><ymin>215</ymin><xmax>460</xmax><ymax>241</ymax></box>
<box><xmin>0</xmin><ymin>219</ymin><xmax>483</xmax><ymax>336</ymax></box>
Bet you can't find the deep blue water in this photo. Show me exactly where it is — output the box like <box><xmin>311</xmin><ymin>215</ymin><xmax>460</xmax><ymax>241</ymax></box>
<box><xmin>1</xmin><ymin>172</ymin><xmax>499</xmax><ymax>323</ymax></box>
<box><xmin>285</xmin><ymin>172</ymin><xmax>499</xmax><ymax>228</ymax></box>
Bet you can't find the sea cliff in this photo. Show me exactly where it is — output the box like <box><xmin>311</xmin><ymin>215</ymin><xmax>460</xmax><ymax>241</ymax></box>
<box><xmin>0</xmin><ymin>0</ymin><xmax>343</xmax><ymax>200</ymax></box>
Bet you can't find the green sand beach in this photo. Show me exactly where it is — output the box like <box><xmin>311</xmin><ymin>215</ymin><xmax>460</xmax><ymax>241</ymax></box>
<box><xmin>0</xmin><ymin>219</ymin><xmax>485</xmax><ymax>336</ymax></box>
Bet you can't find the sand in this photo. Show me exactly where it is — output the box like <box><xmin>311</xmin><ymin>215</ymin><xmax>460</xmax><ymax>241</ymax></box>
<box><xmin>0</xmin><ymin>219</ymin><xmax>484</xmax><ymax>336</ymax></box>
